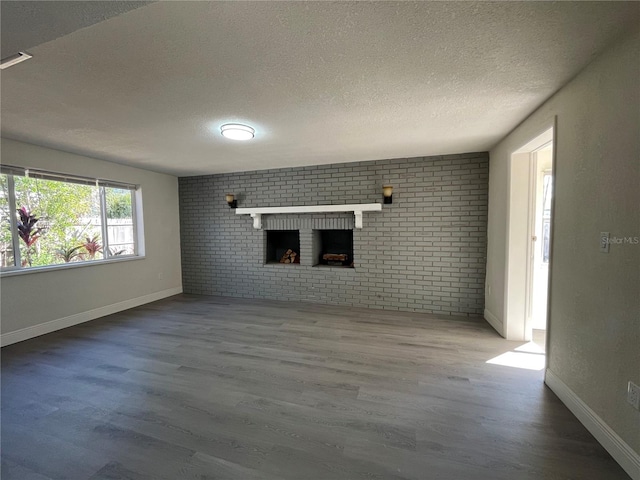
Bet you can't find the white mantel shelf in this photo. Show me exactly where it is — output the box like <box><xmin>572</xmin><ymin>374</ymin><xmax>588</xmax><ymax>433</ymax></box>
<box><xmin>235</xmin><ymin>203</ymin><xmax>382</xmax><ymax>229</ymax></box>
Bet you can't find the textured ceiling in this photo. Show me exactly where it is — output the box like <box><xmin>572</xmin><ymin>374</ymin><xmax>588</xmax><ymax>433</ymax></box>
<box><xmin>1</xmin><ymin>1</ymin><xmax>638</xmax><ymax>176</ymax></box>
<box><xmin>0</xmin><ymin>1</ymin><xmax>152</xmax><ymax>58</ymax></box>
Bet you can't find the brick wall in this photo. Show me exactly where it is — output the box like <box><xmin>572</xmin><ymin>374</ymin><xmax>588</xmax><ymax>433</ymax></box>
<box><xmin>179</xmin><ymin>152</ymin><xmax>489</xmax><ymax>316</ymax></box>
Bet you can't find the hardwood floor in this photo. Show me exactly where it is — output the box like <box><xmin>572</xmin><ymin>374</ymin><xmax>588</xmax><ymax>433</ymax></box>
<box><xmin>1</xmin><ymin>294</ymin><xmax>629</xmax><ymax>479</ymax></box>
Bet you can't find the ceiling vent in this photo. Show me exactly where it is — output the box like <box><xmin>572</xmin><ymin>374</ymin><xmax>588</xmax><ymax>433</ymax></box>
<box><xmin>0</xmin><ymin>52</ymin><xmax>33</xmax><ymax>70</ymax></box>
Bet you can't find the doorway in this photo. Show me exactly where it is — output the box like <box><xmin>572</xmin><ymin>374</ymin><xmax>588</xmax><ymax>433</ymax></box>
<box><xmin>504</xmin><ymin>125</ymin><xmax>555</xmax><ymax>345</ymax></box>
<box><xmin>528</xmin><ymin>143</ymin><xmax>553</xmax><ymax>351</ymax></box>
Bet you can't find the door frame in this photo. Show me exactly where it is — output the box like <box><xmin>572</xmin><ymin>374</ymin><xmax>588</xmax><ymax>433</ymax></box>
<box><xmin>503</xmin><ymin>122</ymin><xmax>556</xmax><ymax>341</ymax></box>
<box><xmin>525</xmin><ymin>143</ymin><xmax>553</xmax><ymax>336</ymax></box>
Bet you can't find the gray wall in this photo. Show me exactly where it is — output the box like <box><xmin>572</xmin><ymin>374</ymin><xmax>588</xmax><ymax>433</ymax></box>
<box><xmin>486</xmin><ymin>29</ymin><xmax>640</xmax><ymax>456</ymax></box>
<box><xmin>1</xmin><ymin>139</ymin><xmax>183</xmax><ymax>338</ymax></box>
<box><xmin>179</xmin><ymin>152</ymin><xmax>488</xmax><ymax>316</ymax></box>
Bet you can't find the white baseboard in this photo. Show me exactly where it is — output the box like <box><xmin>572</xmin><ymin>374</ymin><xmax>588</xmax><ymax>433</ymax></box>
<box><xmin>545</xmin><ymin>369</ymin><xmax>640</xmax><ymax>480</ymax></box>
<box><xmin>484</xmin><ymin>308</ymin><xmax>504</xmax><ymax>337</ymax></box>
<box><xmin>1</xmin><ymin>287</ymin><xmax>183</xmax><ymax>347</ymax></box>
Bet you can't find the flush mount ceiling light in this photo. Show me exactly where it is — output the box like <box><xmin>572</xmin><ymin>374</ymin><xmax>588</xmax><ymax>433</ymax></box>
<box><xmin>220</xmin><ymin>123</ymin><xmax>255</xmax><ymax>141</ymax></box>
<box><xmin>0</xmin><ymin>52</ymin><xmax>33</xmax><ymax>70</ymax></box>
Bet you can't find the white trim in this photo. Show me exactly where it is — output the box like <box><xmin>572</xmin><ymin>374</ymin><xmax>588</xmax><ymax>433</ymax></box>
<box><xmin>251</xmin><ymin>213</ymin><xmax>262</xmax><ymax>229</ymax></box>
<box><xmin>236</xmin><ymin>203</ymin><xmax>382</xmax><ymax>229</ymax></box>
<box><xmin>236</xmin><ymin>203</ymin><xmax>382</xmax><ymax>215</ymax></box>
<box><xmin>503</xmin><ymin>151</ymin><xmax>512</xmax><ymax>338</ymax></box>
<box><xmin>545</xmin><ymin>369</ymin><xmax>640</xmax><ymax>480</ymax></box>
<box><xmin>0</xmin><ymin>255</ymin><xmax>145</xmax><ymax>278</ymax></box>
<box><xmin>524</xmin><ymin>151</ymin><xmax>536</xmax><ymax>340</ymax></box>
<box><xmin>354</xmin><ymin>211</ymin><xmax>363</xmax><ymax>229</ymax></box>
<box><xmin>513</xmin><ymin>127</ymin><xmax>554</xmax><ymax>154</ymax></box>
<box><xmin>0</xmin><ymin>287</ymin><xmax>182</xmax><ymax>347</ymax></box>
<box><xmin>134</xmin><ymin>187</ymin><xmax>146</xmax><ymax>256</ymax></box>
<box><xmin>484</xmin><ymin>308</ymin><xmax>504</xmax><ymax>337</ymax></box>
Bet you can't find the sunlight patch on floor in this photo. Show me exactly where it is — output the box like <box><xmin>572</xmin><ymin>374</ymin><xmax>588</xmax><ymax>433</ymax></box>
<box><xmin>486</xmin><ymin>349</ymin><xmax>545</xmax><ymax>371</ymax></box>
<box><xmin>514</xmin><ymin>341</ymin><xmax>545</xmax><ymax>354</ymax></box>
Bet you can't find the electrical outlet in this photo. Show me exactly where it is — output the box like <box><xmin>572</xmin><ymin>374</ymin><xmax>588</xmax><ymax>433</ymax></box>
<box><xmin>627</xmin><ymin>381</ymin><xmax>640</xmax><ymax>410</ymax></box>
<box><xmin>600</xmin><ymin>232</ymin><xmax>610</xmax><ymax>253</ymax></box>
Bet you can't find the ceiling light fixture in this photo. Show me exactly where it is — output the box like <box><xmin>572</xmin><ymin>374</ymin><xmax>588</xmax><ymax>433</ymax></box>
<box><xmin>0</xmin><ymin>52</ymin><xmax>33</xmax><ymax>70</ymax></box>
<box><xmin>220</xmin><ymin>123</ymin><xmax>255</xmax><ymax>141</ymax></box>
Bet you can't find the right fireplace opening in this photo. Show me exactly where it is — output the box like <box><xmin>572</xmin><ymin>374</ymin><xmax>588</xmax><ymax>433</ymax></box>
<box><xmin>313</xmin><ymin>229</ymin><xmax>354</xmax><ymax>268</ymax></box>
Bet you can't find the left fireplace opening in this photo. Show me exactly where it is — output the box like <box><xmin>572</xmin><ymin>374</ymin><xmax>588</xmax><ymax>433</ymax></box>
<box><xmin>265</xmin><ymin>230</ymin><xmax>300</xmax><ymax>264</ymax></box>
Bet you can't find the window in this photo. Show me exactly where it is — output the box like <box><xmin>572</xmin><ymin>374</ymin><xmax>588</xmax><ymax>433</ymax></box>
<box><xmin>105</xmin><ymin>187</ymin><xmax>136</xmax><ymax>256</ymax></box>
<box><xmin>1</xmin><ymin>165</ymin><xmax>140</xmax><ymax>271</ymax></box>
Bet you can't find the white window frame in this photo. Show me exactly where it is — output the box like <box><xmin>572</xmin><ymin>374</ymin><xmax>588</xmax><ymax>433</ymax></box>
<box><xmin>0</xmin><ymin>165</ymin><xmax>143</xmax><ymax>273</ymax></box>
<box><xmin>100</xmin><ymin>184</ymin><xmax>139</xmax><ymax>258</ymax></box>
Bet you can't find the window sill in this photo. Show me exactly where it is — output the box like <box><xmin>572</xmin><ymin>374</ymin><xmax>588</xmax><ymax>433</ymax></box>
<box><xmin>0</xmin><ymin>255</ymin><xmax>145</xmax><ymax>278</ymax></box>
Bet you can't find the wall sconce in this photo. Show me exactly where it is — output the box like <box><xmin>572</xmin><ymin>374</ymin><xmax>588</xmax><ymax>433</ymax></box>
<box><xmin>382</xmin><ymin>185</ymin><xmax>393</xmax><ymax>204</ymax></box>
<box><xmin>225</xmin><ymin>193</ymin><xmax>237</xmax><ymax>208</ymax></box>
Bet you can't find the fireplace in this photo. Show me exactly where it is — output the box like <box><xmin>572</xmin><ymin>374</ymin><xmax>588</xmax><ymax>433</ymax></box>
<box><xmin>313</xmin><ymin>229</ymin><xmax>354</xmax><ymax>268</ymax></box>
<box><xmin>265</xmin><ymin>230</ymin><xmax>300</xmax><ymax>264</ymax></box>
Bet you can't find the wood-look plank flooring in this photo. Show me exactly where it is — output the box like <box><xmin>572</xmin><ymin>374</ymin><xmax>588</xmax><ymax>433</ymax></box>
<box><xmin>1</xmin><ymin>294</ymin><xmax>629</xmax><ymax>479</ymax></box>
